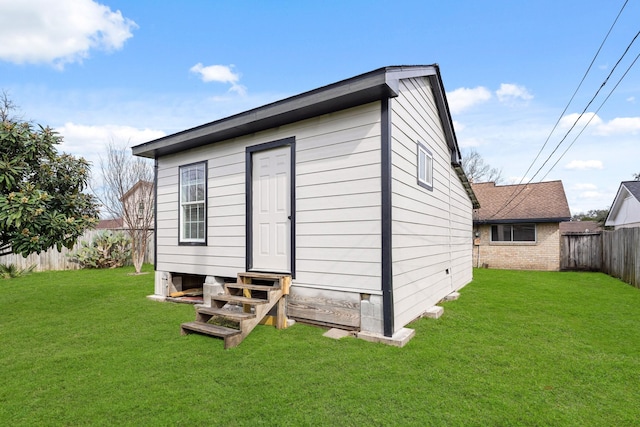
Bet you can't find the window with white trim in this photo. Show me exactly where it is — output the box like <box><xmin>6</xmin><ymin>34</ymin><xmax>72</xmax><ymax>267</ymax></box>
<box><xmin>491</xmin><ymin>224</ymin><xmax>536</xmax><ymax>242</ymax></box>
<box><xmin>179</xmin><ymin>162</ymin><xmax>206</xmax><ymax>244</ymax></box>
<box><xmin>417</xmin><ymin>142</ymin><xmax>433</xmax><ymax>190</ymax></box>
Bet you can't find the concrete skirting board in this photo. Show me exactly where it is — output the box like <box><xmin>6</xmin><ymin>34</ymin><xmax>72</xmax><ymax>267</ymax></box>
<box><xmin>146</xmin><ymin>295</ymin><xmax>166</xmax><ymax>302</ymax></box>
<box><xmin>357</xmin><ymin>328</ymin><xmax>415</xmax><ymax>347</ymax></box>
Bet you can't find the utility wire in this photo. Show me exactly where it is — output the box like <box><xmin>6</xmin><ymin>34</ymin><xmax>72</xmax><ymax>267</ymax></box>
<box><xmin>517</xmin><ymin>0</ymin><xmax>630</xmax><ymax>186</ymax></box>
<box><xmin>488</xmin><ymin>21</ymin><xmax>639</xmax><ymax>220</ymax></box>
<box><xmin>497</xmin><ymin>42</ymin><xmax>640</xmax><ymax>219</ymax></box>
<box><xmin>540</xmin><ymin>50</ymin><xmax>640</xmax><ymax>181</ymax></box>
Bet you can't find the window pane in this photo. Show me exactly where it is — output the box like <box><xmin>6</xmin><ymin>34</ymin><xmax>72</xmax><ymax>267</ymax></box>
<box><xmin>513</xmin><ymin>224</ymin><xmax>535</xmax><ymax>241</ymax></box>
<box><xmin>491</xmin><ymin>225</ymin><xmax>512</xmax><ymax>241</ymax></box>
<box><xmin>179</xmin><ymin>162</ymin><xmax>206</xmax><ymax>242</ymax></box>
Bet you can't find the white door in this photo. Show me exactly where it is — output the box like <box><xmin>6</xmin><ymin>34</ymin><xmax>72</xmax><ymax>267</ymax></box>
<box><xmin>252</xmin><ymin>146</ymin><xmax>291</xmax><ymax>273</ymax></box>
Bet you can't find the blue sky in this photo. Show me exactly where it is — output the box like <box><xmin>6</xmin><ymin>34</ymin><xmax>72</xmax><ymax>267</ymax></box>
<box><xmin>1</xmin><ymin>0</ymin><xmax>638</xmax><ymax>214</ymax></box>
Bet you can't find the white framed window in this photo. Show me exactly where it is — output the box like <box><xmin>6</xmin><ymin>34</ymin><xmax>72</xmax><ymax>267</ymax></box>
<box><xmin>179</xmin><ymin>162</ymin><xmax>207</xmax><ymax>244</ymax></box>
<box><xmin>417</xmin><ymin>142</ymin><xmax>433</xmax><ymax>190</ymax></box>
<box><xmin>491</xmin><ymin>224</ymin><xmax>536</xmax><ymax>242</ymax></box>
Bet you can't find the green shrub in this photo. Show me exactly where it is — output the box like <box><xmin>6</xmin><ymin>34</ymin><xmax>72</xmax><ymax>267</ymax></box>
<box><xmin>69</xmin><ymin>230</ymin><xmax>131</xmax><ymax>269</ymax></box>
<box><xmin>0</xmin><ymin>263</ymin><xmax>36</xmax><ymax>279</ymax></box>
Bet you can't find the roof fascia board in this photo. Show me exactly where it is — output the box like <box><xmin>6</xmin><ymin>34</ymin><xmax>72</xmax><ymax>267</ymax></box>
<box><xmin>474</xmin><ymin>217</ymin><xmax>571</xmax><ymax>225</ymax></box>
<box><xmin>605</xmin><ymin>183</ymin><xmax>628</xmax><ymax>226</ymax></box>
<box><xmin>132</xmin><ymin>66</ymin><xmax>449</xmax><ymax>159</ymax></box>
<box><xmin>132</xmin><ymin>68</ymin><xmax>401</xmax><ymax>159</ymax></box>
<box><xmin>426</xmin><ymin>71</ymin><xmax>461</xmax><ymax>165</ymax></box>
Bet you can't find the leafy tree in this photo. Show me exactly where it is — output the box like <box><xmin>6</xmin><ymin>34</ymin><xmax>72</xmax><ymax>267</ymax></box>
<box><xmin>571</xmin><ymin>209</ymin><xmax>609</xmax><ymax>227</ymax></box>
<box><xmin>0</xmin><ymin>95</ymin><xmax>99</xmax><ymax>257</ymax></box>
<box><xmin>461</xmin><ymin>148</ymin><xmax>503</xmax><ymax>184</ymax></box>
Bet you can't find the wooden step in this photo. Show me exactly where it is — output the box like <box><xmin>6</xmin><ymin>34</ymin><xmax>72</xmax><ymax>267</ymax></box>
<box><xmin>238</xmin><ymin>272</ymin><xmax>290</xmax><ymax>280</ymax></box>
<box><xmin>180</xmin><ymin>321</ymin><xmax>240</xmax><ymax>338</ymax></box>
<box><xmin>212</xmin><ymin>294</ymin><xmax>269</xmax><ymax>305</ymax></box>
<box><xmin>225</xmin><ymin>282</ymin><xmax>280</xmax><ymax>292</ymax></box>
<box><xmin>196</xmin><ymin>306</ymin><xmax>256</xmax><ymax>321</ymax></box>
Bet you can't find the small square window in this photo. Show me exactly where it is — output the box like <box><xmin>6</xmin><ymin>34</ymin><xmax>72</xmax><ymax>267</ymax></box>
<box><xmin>417</xmin><ymin>142</ymin><xmax>433</xmax><ymax>191</ymax></box>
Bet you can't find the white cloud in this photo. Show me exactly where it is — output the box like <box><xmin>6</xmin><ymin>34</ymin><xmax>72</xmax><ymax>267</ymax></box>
<box><xmin>458</xmin><ymin>137</ymin><xmax>482</xmax><ymax>148</ymax></box>
<box><xmin>572</xmin><ymin>183</ymin><xmax>598</xmax><ymax>191</ymax></box>
<box><xmin>55</xmin><ymin>122</ymin><xmax>165</xmax><ymax>170</ymax></box>
<box><xmin>447</xmin><ymin>86</ymin><xmax>491</xmax><ymax>114</ymax></box>
<box><xmin>190</xmin><ymin>63</ymin><xmax>247</xmax><ymax>96</ymax></box>
<box><xmin>0</xmin><ymin>0</ymin><xmax>137</xmax><ymax>68</ymax></box>
<box><xmin>594</xmin><ymin>117</ymin><xmax>640</xmax><ymax>136</ymax></box>
<box><xmin>627</xmin><ymin>96</ymin><xmax>636</xmax><ymax>103</ymax></box>
<box><xmin>496</xmin><ymin>83</ymin><xmax>533</xmax><ymax>104</ymax></box>
<box><xmin>564</xmin><ymin>160</ymin><xmax>603</xmax><ymax>170</ymax></box>
<box><xmin>579</xmin><ymin>191</ymin><xmax>606</xmax><ymax>200</ymax></box>
<box><xmin>559</xmin><ymin>112</ymin><xmax>602</xmax><ymax>130</ymax></box>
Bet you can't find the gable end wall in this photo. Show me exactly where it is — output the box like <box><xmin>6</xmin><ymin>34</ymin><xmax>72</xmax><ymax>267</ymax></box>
<box><xmin>390</xmin><ymin>77</ymin><xmax>473</xmax><ymax>331</ymax></box>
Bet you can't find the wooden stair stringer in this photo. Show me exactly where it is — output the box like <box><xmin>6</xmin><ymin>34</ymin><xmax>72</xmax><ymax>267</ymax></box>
<box><xmin>224</xmin><ymin>287</ymin><xmax>284</xmax><ymax>349</ymax></box>
<box><xmin>181</xmin><ymin>272</ymin><xmax>289</xmax><ymax>349</ymax></box>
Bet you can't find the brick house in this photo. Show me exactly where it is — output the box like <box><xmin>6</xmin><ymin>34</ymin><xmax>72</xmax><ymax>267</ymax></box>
<box><xmin>471</xmin><ymin>181</ymin><xmax>571</xmax><ymax>271</ymax></box>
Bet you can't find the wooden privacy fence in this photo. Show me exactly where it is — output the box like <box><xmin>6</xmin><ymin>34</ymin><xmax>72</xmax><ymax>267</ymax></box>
<box><xmin>561</xmin><ymin>227</ymin><xmax>640</xmax><ymax>289</ymax></box>
<box><xmin>0</xmin><ymin>229</ymin><xmax>154</xmax><ymax>272</ymax></box>
<box><xmin>602</xmin><ymin>228</ymin><xmax>640</xmax><ymax>289</ymax></box>
<box><xmin>560</xmin><ymin>233</ymin><xmax>602</xmax><ymax>271</ymax></box>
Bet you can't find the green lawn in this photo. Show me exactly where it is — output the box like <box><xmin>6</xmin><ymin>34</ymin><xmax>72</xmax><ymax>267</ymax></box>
<box><xmin>1</xmin><ymin>266</ymin><xmax>639</xmax><ymax>426</ymax></box>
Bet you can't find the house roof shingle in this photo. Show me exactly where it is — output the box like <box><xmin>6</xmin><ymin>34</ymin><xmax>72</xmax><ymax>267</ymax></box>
<box><xmin>622</xmin><ymin>180</ymin><xmax>640</xmax><ymax>201</ymax></box>
<box><xmin>471</xmin><ymin>180</ymin><xmax>571</xmax><ymax>224</ymax></box>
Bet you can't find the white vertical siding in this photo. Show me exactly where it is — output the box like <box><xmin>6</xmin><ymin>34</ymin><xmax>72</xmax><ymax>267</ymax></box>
<box><xmin>390</xmin><ymin>77</ymin><xmax>473</xmax><ymax>331</ymax></box>
<box><xmin>154</xmin><ymin>103</ymin><xmax>383</xmax><ymax>293</ymax></box>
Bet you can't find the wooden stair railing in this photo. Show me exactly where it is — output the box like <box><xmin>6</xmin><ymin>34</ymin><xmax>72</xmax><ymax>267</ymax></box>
<box><xmin>180</xmin><ymin>272</ymin><xmax>290</xmax><ymax>349</ymax></box>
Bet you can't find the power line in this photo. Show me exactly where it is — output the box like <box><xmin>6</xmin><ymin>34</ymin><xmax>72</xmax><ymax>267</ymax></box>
<box><xmin>517</xmin><ymin>0</ymin><xmax>630</xmax><ymax>186</ymax></box>
<box><xmin>488</xmin><ymin>10</ymin><xmax>638</xmax><ymax>220</ymax></box>
<box><xmin>497</xmin><ymin>42</ymin><xmax>640</xmax><ymax>219</ymax></box>
<box><xmin>540</xmin><ymin>50</ymin><xmax>640</xmax><ymax>181</ymax></box>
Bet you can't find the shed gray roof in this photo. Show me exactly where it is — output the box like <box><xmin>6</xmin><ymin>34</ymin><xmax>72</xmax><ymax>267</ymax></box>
<box><xmin>622</xmin><ymin>180</ymin><xmax>640</xmax><ymax>201</ymax></box>
<box><xmin>132</xmin><ymin>65</ymin><xmax>460</xmax><ymax>163</ymax></box>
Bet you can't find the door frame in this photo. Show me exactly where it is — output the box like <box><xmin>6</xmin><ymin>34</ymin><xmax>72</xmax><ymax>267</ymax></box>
<box><xmin>245</xmin><ymin>137</ymin><xmax>296</xmax><ymax>277</ymax></box>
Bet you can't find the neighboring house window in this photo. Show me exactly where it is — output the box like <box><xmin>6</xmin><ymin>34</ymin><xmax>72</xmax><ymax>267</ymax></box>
<box><xmin>179</xmin><ymin>162</ymin><xmax>207</xmax><ymax>244</ymax></box>
<box><xmin>417</xmin><ymin>142</ymin><xmax>433</xmax><ymax>190</ymax></box>
<box><xmin>491</xmin><ymin>224</ymin><xmax>536</xmax><ymax>242</ymax></box>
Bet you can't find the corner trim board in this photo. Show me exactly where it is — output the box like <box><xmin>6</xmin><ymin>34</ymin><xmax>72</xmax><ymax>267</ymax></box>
<box><xmin>381</xmin><ymin>97</ymin><xmax>394</xmax><ymax>337</ymax></box>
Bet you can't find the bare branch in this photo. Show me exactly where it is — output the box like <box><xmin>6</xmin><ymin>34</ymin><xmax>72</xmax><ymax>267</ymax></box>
<box><xmin>94</xmin><ymin>139</ymin><xmax>154</xmax><ymax>273</ymax></box>
<box><xmin>461</xmin><ymin>148</ymin><xmax>503</xmax><ymax>184</ymax></box>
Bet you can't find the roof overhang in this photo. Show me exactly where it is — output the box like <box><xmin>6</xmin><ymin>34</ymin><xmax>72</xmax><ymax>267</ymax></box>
<box><xmin>132</xmin><ymin>65</ymin><xmax>460</xmax><ymax>160</ymax></box>
<box><xmin>474</xmin><ymin>217</ymin><xmax>571</xmax><ymax>225</ymax></box>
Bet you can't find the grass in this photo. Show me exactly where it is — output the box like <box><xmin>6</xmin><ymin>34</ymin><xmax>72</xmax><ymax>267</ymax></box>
<box><xmin>1</xmin><ymin>266</ymin><xmax>639</xmax><ymax>426</ymax></box>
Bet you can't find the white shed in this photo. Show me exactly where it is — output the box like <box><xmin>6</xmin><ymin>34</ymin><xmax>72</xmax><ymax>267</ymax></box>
<box><xmin>132</xmin><ymin>65</ymin><xmax>479</xmax><ymax>346</ymax></box>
